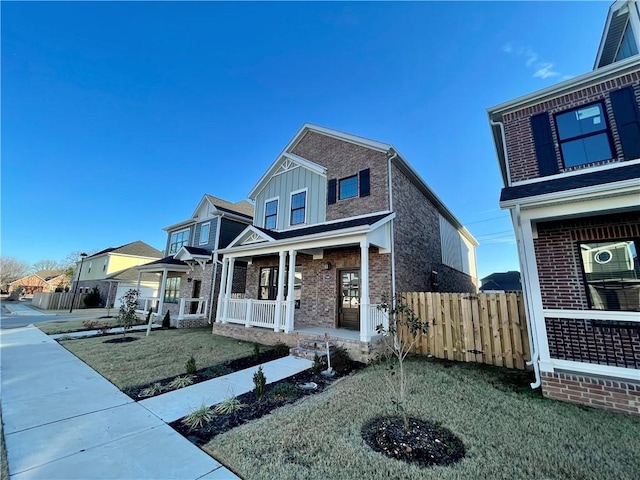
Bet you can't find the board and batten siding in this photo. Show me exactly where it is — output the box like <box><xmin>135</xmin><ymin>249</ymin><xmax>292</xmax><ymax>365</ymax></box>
<box><xmin>219</xmin><ymin>218</ymin><xmax>252</xmax><ymax>249</ymax></box>
<box><xmin>253</xmin><ymin>165</ymin><xmax>326</xmax><ymax>230</ymax></box>
<box><xmin>439</xmin><ymin>214</ymin><xmax>476</xmax><ymax>278</ymax></box>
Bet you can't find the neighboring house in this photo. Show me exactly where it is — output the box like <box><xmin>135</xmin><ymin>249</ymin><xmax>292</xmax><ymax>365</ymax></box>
<box><xmin>136</xmin><ymin>195</ymin><xmax>253</xmax><ymax>327</ymax></box>
<box><xmin>488</xmin><ymin>0</ymin><xmax>640</xmax><ymax>414</ymax></box>
<box><xmin>8</xmin><ymin>270</ymin><xmax>68</xmax><ymax>295</ymax></box>
<box><xmin>480</xmin><ymin>271</ymin><xmax>522</xmax><ymax>292</ymax></box>
<box><xmin>214</xmin><ymin>123</ymin><xmax>478</xmax><ymax>358</ymax></box>
<box><xmin>72</xmin><ymin>241</ymin><xmax>163</xmax><ymax>306</ymax></box>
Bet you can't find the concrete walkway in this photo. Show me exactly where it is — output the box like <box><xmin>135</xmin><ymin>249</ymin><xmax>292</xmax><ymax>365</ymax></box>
<box><xmin>50</xmin><ymin>324</ymin><xmax>161</xmax><ymax>340</ymax></box>
<box><xmin>0</xmin><ymin>326</ymin><xmax>237</xmax><ymax>479</ymax></box>
<box><xmin>140</xmin><ymin>355</ymin><xmax>313</xmax><ymax>423</ymax></box>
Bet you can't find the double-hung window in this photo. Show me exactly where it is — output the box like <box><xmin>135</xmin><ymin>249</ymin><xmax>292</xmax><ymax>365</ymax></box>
<box><xmin>555</xmin><ymin>102</ymin><xmax>614</xmax><ymax>168</ymax></box>
<box><xmin>579</xmin><ymin>239</ymin><xmax>639</xmax><ymax>311</ymax></box>
<box><xmin>258</xmin><ymin>265</ymin><xmax>302</xmax><ymax>307</ymax></box>
<box><xmin>290</xmin><ymin>190</ymin><xmax>306</xmax><ymax>226</ymax></box>
<box><xmin>169</xmin><ymin>229</ymin><xmax>189</xmax><ymax>254</ymax></box>
<box><xmin>339</xmin><ymin>176</ymin><xmax>358</xmax><ymax>200</ymax></box>
<box><xmin>199</xmin><ymin>222</ymin><xmax>210</xmax><ymax>245</ymax></box>
<box><xmin>264</xmin><ymin>199</ymin><xmax>278</xmax><ymax>229</ymax></box>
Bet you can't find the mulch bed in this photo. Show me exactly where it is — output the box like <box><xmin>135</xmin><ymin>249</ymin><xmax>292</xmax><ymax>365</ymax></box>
<box><xmin>124</xmin><ymin>345</ymin><xmax>291</xmax><ymax>400</ymax></box>
<box><xmin>103</xmin><ymin>336</ymin><xmax>139</xmax><ymax>344</ymax></box>
<box><xmin>170</xmin><ymin>357</ymin><xmax>365</xmax><ymax>445</ymax></box>
<box><xmin>361</xmin><ymin>416</ymin><xmax>466</xmax><ymax>467</ymax></box>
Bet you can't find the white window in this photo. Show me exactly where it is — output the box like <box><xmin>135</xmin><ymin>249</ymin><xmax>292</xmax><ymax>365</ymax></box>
<box><xmin>199</xmin><ymin>222</ymin><xmax>210</xmax><ymax>245</ymax></box>
<box><xmin>169</xmin><ymin>229</ymin><xmax>190</xmax><ymax>254</ymax></box>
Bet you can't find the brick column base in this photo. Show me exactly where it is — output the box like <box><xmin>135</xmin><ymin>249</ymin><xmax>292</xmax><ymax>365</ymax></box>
<box><xmin>541</xmin><ymin>371</ymin><xmax>639</xmax><ymax>416</ymax></box>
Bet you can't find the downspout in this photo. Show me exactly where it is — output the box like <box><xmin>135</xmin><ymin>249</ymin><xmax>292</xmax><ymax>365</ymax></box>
<box><xmin>387</xmin><ymin>151</ymin><xmax>398</xmax><ymax>302</ymax></box>
<box><xmin>208</xmin><ymin>215</ymin><xmax>224</xmax><ymax>324</ymax></box>
<box><xmin>491</xmin><ymin>116</ymin><xmax>540</xmax><ymax>388</ymax></box>
<box><xmin>514</xmin><ymin>205</ymin><xmax>541</xmax><ymax>388</ymax></box>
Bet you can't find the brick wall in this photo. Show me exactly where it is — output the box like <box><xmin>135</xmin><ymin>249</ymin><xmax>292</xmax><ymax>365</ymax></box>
<box><xmin>534</xmin><ymin>212</ymin><xmax>640</xmax><ymax>309</ymax></box>
<box><xmin>290</xmin><ymin>131</ymin><xmax>390</xmax><ymax>219</ymax></box>
<box><xmin>244</xmin><ymin>247</ymin><xmax>391</xmax><ymax>330</ymax></box>
<box><xmin>391</xmin><ymin>163</ymin><xmax>476</xmax><ymax>293</ymax></box>
<box><xmin>545</xmin><ymin>317</ymin><xmax>640</xmax><ymax>368</ymax></box>
<box><xmin>503</xmin><ymin>72</ymin><xmax>640</xmax><ymax>182</ymax></box>
<box><xmin>541</xmin><ymin>371</ymin><xmax>639</xmax><ymax>416</ymax></box>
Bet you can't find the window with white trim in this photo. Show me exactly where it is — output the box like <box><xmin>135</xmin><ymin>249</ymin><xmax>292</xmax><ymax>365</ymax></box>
<box><xmin>164</xmin><ymin>277</ymin><xmax>181</xmax><ymax>304</ymax></box>
<box><xmin>290</xmin><ymin>190</ymin><xmax>306</xmax><ymax>225</ymax></box>
<box><xmin>169</xmin><ymin>229</ymin><xmax>189</xmax><ymax>254</ymax></box>
<box><xmin>579</xmin><ymin>239</ymin><xmax>640</xmax><ymax>311</ymax></box>
<box><xmin>264</xmin><ymin>199</ymin><xmax>278</xmax><ymax>229</ymax></box>
<box><xmin>199</xmin><ymin>222</ymin><xmax>210</xmax><ymax>245</ymax></box>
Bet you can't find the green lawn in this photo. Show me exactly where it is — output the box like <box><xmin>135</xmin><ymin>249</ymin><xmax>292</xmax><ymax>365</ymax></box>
<box><xmin>59</xmin><ymin>327</ymin><xmax>257</xmax><ymax>389</ymax></box>
<box><xmin>38</xmin><ymin>318</ymin><xmax>125</xmax><ymax>334</ymax></box>
<box><xmin>205</xmin><ymin>358</ymin><xmax>640</xmax><ymax>480</ymax></box>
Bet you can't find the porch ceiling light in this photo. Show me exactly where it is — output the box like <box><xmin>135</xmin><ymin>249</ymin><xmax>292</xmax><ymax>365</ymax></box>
<box><xmin>324</xmin><ymin>262</ymin><xmax>332</xmax><ymax>270</ymax></box>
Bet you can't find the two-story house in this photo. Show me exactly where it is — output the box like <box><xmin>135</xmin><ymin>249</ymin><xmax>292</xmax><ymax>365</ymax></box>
<box><xmin>214</xmin><ymin>124</ymin><xmax>478</xmax><ymax>359</ymax></box>
<box><xmin>136</xmin><ymin>194</ymin><xmax>253</xmax><ymax>327</ymax></box>
<box><xmin>488</xmin><ymin>0</ymin><xmax>640</xmax><ymax>415</ymax></box>
<box><xmin>72</xmin><ymin>240</ymin><xmax>163</xmax><ymax>307</ymax></box>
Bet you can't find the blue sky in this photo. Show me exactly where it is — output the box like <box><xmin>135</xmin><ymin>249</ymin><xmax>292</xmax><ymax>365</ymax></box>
<box><xmin>2</xmin><ymin>1</ymin><xmax>610</xmax><ymax>279</ymax></box>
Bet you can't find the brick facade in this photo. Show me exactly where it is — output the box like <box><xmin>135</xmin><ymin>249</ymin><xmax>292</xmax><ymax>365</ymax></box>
<box><xmin>534</xmin><ymin>212</ymin><xmax>640</xmax><ymax>310</ymax></box>
<box><xmin>391</xmin><ymin>163</ymin><xmax>476</xmax><ymax>293</ymax></box>
<box><xmin>244</xmin><ymin>247</ymin><xmax>392</xmax><ymax>330</ymax></box>
<box><xmin>291</xmin><ymin>131</ymin><xmax>390</xmax><ymax>220</ymax></box>
<box><xmin>541</xmin><ymin>371</ymin><xmax>639</xmax><ymax>416</ymax></box>
<box><xmin>503</xmin><ymin>73</ymin><xmax>640</xmax><ymax>182</ymax></box>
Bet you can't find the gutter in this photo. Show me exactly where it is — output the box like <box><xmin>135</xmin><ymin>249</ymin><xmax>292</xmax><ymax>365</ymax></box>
<box><xmin>208</xmin><ymin>217</ymin><xmax>224</xmax><ymax>324</ymax></box>
<box><xmin>489</xmin><ymin>119</ymin><xmax>511</xmax><ymax>186</ymax></box>
<box><xmin>387</xmin><ymin>150</ymin><xmax>398</xmax><ymax>302</ymax></box>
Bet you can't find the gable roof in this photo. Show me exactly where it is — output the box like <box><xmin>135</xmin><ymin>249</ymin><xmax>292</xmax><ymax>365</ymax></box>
<box><xmin>86</xmin><ymin>241</ymin><xmax>162</xmax><ymax>260</ymax></box>
<box><xmin>34</xmin><ymin>270</ymin><xmax>65</xmax><ymax>281</ymax></box>
<box><xmin>480</xmin><ymin>271</ymin><xmax>521</xmax><ymax>291</ymax></box>
<box><xmin>164</xmin><ymin>194</ymin><xmax>254</xmax><ymax>231</ymax></box>
<box><xmin>594</xmin><ymin>1</ymin><xmax>638</xmax><ymax>69</ymax></box>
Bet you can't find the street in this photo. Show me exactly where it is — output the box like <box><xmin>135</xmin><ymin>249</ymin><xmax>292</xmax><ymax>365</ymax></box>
<box><xmin>0</xmin><ymin>300</ymin><xmax>100</xmax><ymax>329</ymax></box>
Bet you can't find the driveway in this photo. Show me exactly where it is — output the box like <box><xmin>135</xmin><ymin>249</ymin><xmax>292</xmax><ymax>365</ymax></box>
<box><xmin>0</xmin><ymin>326</ymin><xmax>237</xmax><ymax>479</ymax></box>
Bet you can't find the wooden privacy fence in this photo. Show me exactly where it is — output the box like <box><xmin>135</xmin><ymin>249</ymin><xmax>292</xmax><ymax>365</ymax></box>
<box><xmin>32</xmin><ymin>292</ymin><xmax>89</xmax><ymax>311</ymax></box>
<box><xmin>398</xmin><ymin>292</ymin><xmax>530</xmax><ymax>370</ymax></box>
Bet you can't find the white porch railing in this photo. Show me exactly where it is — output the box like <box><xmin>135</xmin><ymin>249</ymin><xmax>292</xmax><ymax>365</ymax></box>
<box><xmin>178</xmin><ymin>297</ymin><xmax>208</xmax><ymax>320</ymax></box>
<box><xmin>361</xmin><ymin>304</ymin><xmax>389</xmax><ymax>341</ymax></box>
<box><xmin>222</xmin><ymin>298</ymin><xmax>288</xmax><ymax>331</ymax></box>
<box><xmin>136</xmin><ymin>297</ymin><xmax>160</xmax><ymax>316</ymax></box>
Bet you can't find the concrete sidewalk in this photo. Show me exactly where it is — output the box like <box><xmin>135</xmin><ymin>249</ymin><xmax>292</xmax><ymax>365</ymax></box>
<box><xmin>0</xmin><ymin>326</ymin><xmax>237</xmax><ymax>479</ymax></box>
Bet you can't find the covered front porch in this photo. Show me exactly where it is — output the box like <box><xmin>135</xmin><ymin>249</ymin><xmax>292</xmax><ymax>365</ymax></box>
<box><xmin>215</xmin><ymin>213</ymin><xmax>393</xmax><ymax>342</ymax></box>
<box><xmin>135</xmin><ymin>247</ymin><xmax>212</xmax><ymax>326</ymax></box>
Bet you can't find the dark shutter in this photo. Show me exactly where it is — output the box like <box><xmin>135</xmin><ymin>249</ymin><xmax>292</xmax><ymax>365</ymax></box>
<box><xmin>531</xmin><ymin>113</ymin><xmax>559</xmax><ymax>176</ymax></box>
<box><xmin>610</xmin><ymin>86</ymin><xmax>640</xmax><ymax>161</ymax></box>
<box><xmin>327</xmin><ymin>179</ymin><xmax>337</xmax><ymax>205</ymax></box>
<box><xmin>359</xmin><ymin>168</ymin><xmax>370</xmax><ymax>197</ymax></box>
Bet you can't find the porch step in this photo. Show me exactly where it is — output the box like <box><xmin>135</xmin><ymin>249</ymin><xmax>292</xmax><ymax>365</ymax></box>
<box><xmin>290</xmin><ymin>339</ymin><xmax>338</xmax><ymax>360</ymax></box>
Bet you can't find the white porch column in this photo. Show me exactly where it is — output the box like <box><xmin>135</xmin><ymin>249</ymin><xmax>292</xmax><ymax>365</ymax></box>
<box><xmin>216</xmin><ymin>257</ymin><xmax>229</xmax><ymax>323</ymax></box>
<box><xmin>360</xmin><ymin>240</ymin><xmax>371</xmax><ymax>342</ymax></box>
<box><xmin>156</xmin><ymin>269</ymin><xmax>169</xmax><ymax>318</ymax></box>
<box><xmin>136</xmin><ymin>271</ymin><xmax>142</xmax><ymax>294</ymax></box>
<box><xmin>275</xmin><ymin>251</ymin><xmax>287</xmax><ymax>332</ymax></box>
<box><xmin>285</xmin><ymin>249</ymin><xmax>297</xmax><ymax>333</ymax></box>
<box><xmin>223</xmin><ymin>257</ymin><xmax>235</xmax><ymax>321</ymax></box>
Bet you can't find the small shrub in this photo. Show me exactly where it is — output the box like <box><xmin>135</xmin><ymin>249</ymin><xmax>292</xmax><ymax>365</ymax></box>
<box><xmin>203</xmin><ymin>365</ymin><xmax>233</xmax><ymax>378</ymax></box>
<box><xmin>253</xmin><ymin>366</ymin><xmax>266</xmax><ymax>398</ymax></box>
<box><xmin>139</xmin><ymin>383</ymin><xmax>165</xmax><ymax>398</ymax></box>
<box><xmin>83</xmin><ymin>286</ymin><xmax>102</xmax><ymax>308</ymax></box>
<box><xmin>182</xmin><ymin>404</ymin><xmax>214</xmax><ymax>430</ymax></box>
<box><xmin>185</xmin><ymin>356</ymin><xmax>197</xmax><ymax>375</ymax></box>
<box><xmin>269</xmin><ymin>382</ymin><xmax>299</xmax><ymax>401</ymax></box>
<box><xmin>162</xmin><ymin>311</ymin><xmax>171</xmax><ymax>328</ymax></box>
<box><xmin>168</xmin><ymin>375</ymin><xmax>194</xmax><ymax>390</ymax></box>
<box><xmin>213</xmin><ymin>396</ymin><xmax>246</xmax><ymax>415</ymax></box>
<box><xmin>117</xmin><ymin>289</ymin><xmax>139</xmax><ymax>337</ymax></box>
<box><xmin>330</xmin><ymin>347</ymin><xmax>353</xmax><ymax>372</ymax></box>
<box><xmin>252</xmin><ymin>343</ymin><xmax>261</xmax><ymax>358</ymax></box>
<box><xmin>271</xmin><ymin>342</ymin><xmax>290</xmax><ymax>356</ymax></box>
<box><xmin>311</xmin><ymin>353</ymin><xmax>324</xmax><ymax>375</ymax></box>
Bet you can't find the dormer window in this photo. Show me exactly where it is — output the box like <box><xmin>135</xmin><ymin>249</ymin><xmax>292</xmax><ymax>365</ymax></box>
<box><xmin>264</xmin><ymin>199</ymin><xmax>278</xmax><ymax>229</ymax></box>
<box><xmin>169</xmin><ymin>229</ymin><xmax>189</xmax><ymax>254</ymax></box>
<box><xmin>290</xmin><ymin>190</ymin><xmax>307</xmax><ymax>226</ymax></box>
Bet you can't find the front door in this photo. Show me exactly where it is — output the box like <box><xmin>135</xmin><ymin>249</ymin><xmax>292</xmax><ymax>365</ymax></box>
<box><xmin>190</xmin><ymin>280</ymin><xmax>202</xmax><ymax>314</ymax></box>
<box><xmin>338</xmin><ymin>269</ymin><xmax>360</xmax><ymax>330</ymax></box>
